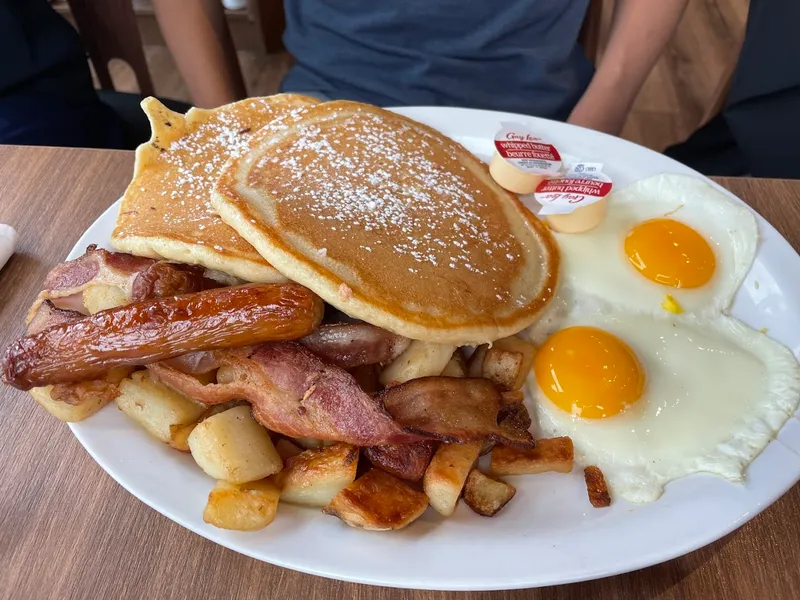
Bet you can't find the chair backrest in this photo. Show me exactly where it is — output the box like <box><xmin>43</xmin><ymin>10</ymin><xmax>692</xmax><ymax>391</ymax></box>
<box><xmin>66</xmin><ymin>0</ymin><xmax>155</xmax><ymax>97</ymax></box>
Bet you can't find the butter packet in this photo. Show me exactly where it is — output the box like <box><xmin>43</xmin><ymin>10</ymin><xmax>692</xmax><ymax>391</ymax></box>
<box><xmin>534</xmin><ymin>163</ymin><xmax>612</xmax><ymax>215</ymax></box>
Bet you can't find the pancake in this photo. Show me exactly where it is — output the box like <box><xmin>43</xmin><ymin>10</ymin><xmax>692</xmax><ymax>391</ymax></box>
<box><xmin>111</xmin><ymin>94</ymin><xmax>319</xmax><ymax>281</ymax></box>
<box><xmin>212</xmin><ymin>101</ymin><xmax>559</xmax><ymax>344</ymax></box>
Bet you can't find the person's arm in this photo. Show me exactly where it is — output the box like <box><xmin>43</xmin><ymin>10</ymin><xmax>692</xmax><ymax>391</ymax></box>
<box><xmin>567</xmin><ymin>0</ymin><xmax>689</xmax><ymax>135</ymax></box>
<box><xmin>152</xmin><ymin>0</ymin><xmax>246</xmax><ymax>108</ymax></box>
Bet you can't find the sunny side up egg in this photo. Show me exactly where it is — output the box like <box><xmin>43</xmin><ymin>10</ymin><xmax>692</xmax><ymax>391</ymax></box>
<box><xmin>523</xmin><ymin>174</ymin><xmax>800</xmax><ymax>503</ymax></box>
<box><xmin>527</xmin><ymin>310</ymin><xmax>800</xmax><ymax>503</ymax></box>
<box><xmin>553</xmin><ymin>174</ymin><xmax>758</xmax><ymax>314</ymax></box>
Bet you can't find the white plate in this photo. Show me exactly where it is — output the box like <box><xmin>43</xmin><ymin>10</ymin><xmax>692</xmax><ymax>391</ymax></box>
<box><xmin>68</xmin><ymin>107</ymin><xmax>800</xmax><ymax>591</ymax></box>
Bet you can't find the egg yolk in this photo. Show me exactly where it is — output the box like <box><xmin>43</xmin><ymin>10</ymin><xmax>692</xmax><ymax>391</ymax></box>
<box><xmin>533</xmin><ymin>326</ymin><xmax>645</xmax><ymax>418</ymax></box>
<box><xmin>624</xmin><ymin>218</ymin><xmax>716</xmax><ymax>288</ymax></box>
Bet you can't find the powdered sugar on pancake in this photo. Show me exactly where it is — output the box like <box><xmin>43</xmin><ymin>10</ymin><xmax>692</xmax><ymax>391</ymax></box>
<box><xmin>120</xmin><ymin>98</ymin><xmax>316</xmax><ymax>249</ymax></box>
<box><xmin>253</xmin><ymin>109</ymin><xmax>521</xmax><ymax>281</ymax></box>
<box><xmin>159</xmin><ymin>101</ymin><xmax>284</xmax><ymax>234</ymax></box>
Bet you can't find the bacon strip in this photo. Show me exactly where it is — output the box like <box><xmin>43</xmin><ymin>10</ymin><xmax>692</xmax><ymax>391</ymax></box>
<box><xmin>130</xmin><ymin>261</ymin><xmax>218</xmax><ymax>302</ymax></box>
<box><xmin>149</xmin><ymin>343</ymin><xmax>531</xmax><ymax>449</ymax></box>
<box><xmin>300</xmin><ymin>323</ymin><xmax>410</xmax><ymax>368</ymax></box>
<box><xmin>364</xmin><ymin>441</ymin><xmax>437</xmax><ymax>481</ymax></box>
<box><xmin>26</xmin><ymin>245</ymin><xmax>154</xmax><ymax>323</ymax></box>
<box><xmin>378</xmin><ymin>377</ymin><xmax>535</xmax><ymax>449</ymax></box>
<box><xmin>48</xmin><ymin>366</ymin><xmax>133</xmax><ymax>406</ymax></box>
<box><xmin>26</xmin><ymin>301</ymin><xmax>84</xmax><ymax>336</ymax></box>
<box><xmin>26</xmin><ymin>245</ymin><xmax>221</xmax><ymax>323</ymax></box>
<box><xmin>498</xmin><ymin>402</ymin><xmax>532</xmax><ymax>439</ymax></box>
<box><xmin>3</xmin><ymin>284</ymin><xmax>323</xmax><ymax>390</ymax></box>
<box><xmin>148</xmin><ymin>343</ymin><xmax>419</xmax><ymax>446</ymax></box>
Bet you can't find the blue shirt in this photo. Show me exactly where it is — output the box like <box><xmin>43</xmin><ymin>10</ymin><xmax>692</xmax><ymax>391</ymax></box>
<box><xmin>280</xmin><ymin>0</ymin><xmax>593</xmax><ymax>120</ymax></box>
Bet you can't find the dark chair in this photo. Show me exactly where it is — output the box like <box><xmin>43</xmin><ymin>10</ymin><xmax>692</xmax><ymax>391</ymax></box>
<box><xmin>64</xmin><ymin>0</ymin><xmax>190</xmax><ymax>148</ymax></box>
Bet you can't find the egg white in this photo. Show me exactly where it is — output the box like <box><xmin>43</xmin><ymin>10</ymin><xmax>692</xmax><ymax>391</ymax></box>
<box><xmin>526</xmin><ymin>308</ymin><xmax>800</xmax><ymax>503</ymax></box>
<box><xmin>553</xmin><ymin>174</ymin><xmax>758</xmax><ymax>315</ymax></box>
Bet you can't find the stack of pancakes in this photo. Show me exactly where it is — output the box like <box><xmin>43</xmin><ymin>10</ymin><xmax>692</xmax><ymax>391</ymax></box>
<box><xmin>112</xmin><ymin>96</ymin><xmax>559</xmax><ymax>345</ymax></box>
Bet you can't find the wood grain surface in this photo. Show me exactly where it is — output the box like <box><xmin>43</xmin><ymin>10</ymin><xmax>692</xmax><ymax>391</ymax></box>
<box><xmin>1</xmin><ymin>145</ymin><xmax>799</xmax><ymax>600</ymax></box>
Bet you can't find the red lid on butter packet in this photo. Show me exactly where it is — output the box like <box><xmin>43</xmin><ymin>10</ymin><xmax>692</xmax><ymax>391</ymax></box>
<box><xmin>534</xmin><ymin>163</ymin><xmax>613</xmax><ymax>215</ymax></box>
<box><xmin>494</xmin><ymin>122</ymin><xmax>562</xmax><ymax>176</ymax></box>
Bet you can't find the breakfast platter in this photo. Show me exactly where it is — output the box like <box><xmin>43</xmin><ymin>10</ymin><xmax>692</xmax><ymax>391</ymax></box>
<box><xmin>4</xmin><ymin>103</ymin><xmax>800</xmax><ymax>591</ymax></box>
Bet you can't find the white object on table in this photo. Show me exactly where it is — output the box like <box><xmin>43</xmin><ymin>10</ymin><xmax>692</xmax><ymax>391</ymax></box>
<box><xmin>0</xmin><ymin>224</ymin><xmax>17</xmax><ymax>271</ymax></box>
<box><xmin>221</xmin><ymin>0</ymin><xmax>247</xmax><ymax>10</ymax></box>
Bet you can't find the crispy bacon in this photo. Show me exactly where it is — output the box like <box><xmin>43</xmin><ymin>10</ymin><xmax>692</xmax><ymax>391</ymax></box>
<box><xmin>26</xmin><ymin>301</ymin><xmax>84</xmax><ymax>336</ymax></box>
<box><xmin>48</xmin><ymin>367</ymin><xmax>133</xmax><ymax>405</ymax></box>
<box><xmin>130</xmin><ymin>261</ymin><xmax>217</xmax><ymax>302</ymax></box>
<box><xmin>3</xmin><ymin>284</ymin><xmax>323</xmax><ymax>390</ymax></box>
<box><xmin>149</xmin><ymin>343</ymin><xmax>530</xmax><ymax>449</ymax></box>
<box><xmin>49</xmin><ymin>380</ymin><xmax>120</xmax><ymax>406</ymax></box>
<box><xmin>300</xmin><ymin>323</ymin><xmax>410</xmax><ymax>368</ymax></box>
<box><xmin>148</xmin><ymin>343</ymin><xmax>419</xmax><ymax>446</ymax></box>
<box><xmin>26</xmin><ymin>245</ymin><xmax>154</xmax><ymax>323</ymax></box>
<box><xmin>44</xmin><ymin>245</ymin><xmax>154</xmax><ymax>291</ymax></box>
<box><xmin>348</xmin><ymin>363</ymin><xmax>382</xmax><ymax>394</ymax></box>
<box><xmin>378</xmin><ymin>377</ymin><xmax>535</xmax><ymax>449</ymax></box>
<box><xmin>364</xmin><ymin>441</ymin><xmax>437</xmax><ymax>481</ymax></box>
<box><xmin>498</xmin><ymin>402</ymin><xmax>532</xmax><ymax>439</ymax></box>
<box><xmin>26</xmin><ymin>245</ymin><xmax>221</xmax><ymax>324</ymax></box>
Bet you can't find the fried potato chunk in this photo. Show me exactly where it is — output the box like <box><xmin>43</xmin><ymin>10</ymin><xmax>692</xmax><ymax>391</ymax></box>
<box><xmin>440</xmin><ymin>350</ymin><xmax>467</xmax><ymax>378</ymax></box>
<box><xmin>168</xmin><ymin>422</ymin><xmax>197</xmax><ymax>452</ymax></box>
<box><xmin>116</xmin><ymin>370</ymin><xmax>206</xmax><ymax>446</ymax></box>
<box><xmin>379</xmin><ymin>340</ymin><xmax>456</xmax><ymax>386</ymax></box>
<box><xmin>467</xmin><ymin>345</ymin><xmax>488</xmax><ymax>378</ymax></box>
<box><xmin>423</xmin><ymin>441</ymin><xmax>482</xmax><ymax>516</ymax></box>
<box><xmin>188</xmin><ymin>405</ymin><xmax>282</xmax><ymax>484</ymax></box>
<box><xmin>469</xmin><ymin>336</ymin><xmax>536</xmax><ymax>391</ymax></box>
<box><xmin>584</xmin><ymin>466</ymin><xmax>612</xmax><ymax>508</ymax></box>
<box><xmin>82</xmin><ymin>283</ymin><xmax>130</xmax><ymax>314</ymax></box>
<box><xmin>29</xmin><ymin>366</ymin><xmax>133</xmax><ymax>423</ymax></box>
<box><xmin>490</xmin><ymin>437</ymin><xmax>574</xmax><ymax>476</ymax></box>
<box><xmin>203</xmin><ymin>479</ymin><xmax>280</xmax><ymax>531</ymax></box>
<box><xmin>463</xmin><ymin>470</ymin><xmax>516</xmax><ymax>517</ymax></box>
<box><xmin>323</xmin><ymin>469</ymin><xmax>429</xmax><ymax>531</ymax></box>
<box><xmin>31</xmin><ymin>385</ymin><xmax>106</xmax><ymax>423</ymax></box>
<box><xmin>274</xmin><ymin>443</ymin><xmax>359</xmax><ymax>507</ymax></box>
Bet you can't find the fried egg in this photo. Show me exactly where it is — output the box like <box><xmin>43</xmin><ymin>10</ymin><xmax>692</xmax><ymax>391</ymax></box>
<box><xmin>526</xmin><ymin>305</ymin><xmax>800</xmax><ymax>503</ymax></box>
<box><xmin>553</xmin><ymin>174</ymin><xmax>758</xmax><ymax>314</ymax></box>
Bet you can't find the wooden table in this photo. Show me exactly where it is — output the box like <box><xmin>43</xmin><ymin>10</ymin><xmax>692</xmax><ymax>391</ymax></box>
<box><xmin>1</xmin><ymin>145</ymin><xmax>799</xmax><ymax>600</ymax></box>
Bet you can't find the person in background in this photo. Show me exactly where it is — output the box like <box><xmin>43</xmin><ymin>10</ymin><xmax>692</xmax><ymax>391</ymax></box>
<box><xmin>0</xmin><ymin>0</ymin><xmax>128</xmax><ymax>148</ymax></box>
<box><xmin>0</xmin><ymin>0</ymin><xmax>192</xmax><ymax>149</ymax></box>
<box><xmin>153</xmin><ymin>0</ymin><xmax>689</xmax><ymax>137</ymax></box>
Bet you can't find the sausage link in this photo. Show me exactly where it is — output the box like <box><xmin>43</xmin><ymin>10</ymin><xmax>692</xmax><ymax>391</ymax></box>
<box><xmin>2</xmin><ymin>283</ymin><xmax>323</xmax><ymax>390</ymax></box>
